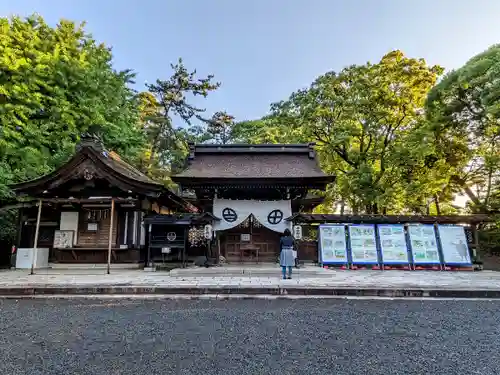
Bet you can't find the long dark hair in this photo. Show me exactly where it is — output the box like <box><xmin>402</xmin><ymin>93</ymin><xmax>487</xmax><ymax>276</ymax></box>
<box><xmin>283</xmin><ymin>228</ymin><xmax>291</xmax><ymax>236</ymax></box>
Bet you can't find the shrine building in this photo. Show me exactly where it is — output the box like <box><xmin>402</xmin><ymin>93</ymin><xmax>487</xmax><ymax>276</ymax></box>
<box><xmin>8</xmin><ymin>134</ymin><xmax>196</xmax><ymax>269</ymax></box>
<box><xmin>171</xmin><ymin>142</ymin><xmax>335</xmax><ymax>263</ymax></box>
<box><xmin>6</xmin><ymin>136</ymin><xmax>334</xmax><ymax>269</ymax></box>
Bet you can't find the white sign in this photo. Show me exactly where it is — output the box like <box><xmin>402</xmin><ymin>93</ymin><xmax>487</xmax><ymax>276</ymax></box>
<box><xmin>240</xmin><ymin>233</ymin><xmax>250</xmax><ymax>242</ymax></box>
<box><xmin>319</xmin><ymin>225</ymin><xmax>347</xmax><ymax>264</ymax></box>
<box><xmin>87</xmin><ymin>223</ymin><xmax>98</xmax><ymax>232</ymax></box>
<box><xmin>438</xmin><ymin>225</ymin><xmax>471</xmax><ymax>265</ymax></box>
<box><xmin>348</xmin><ymin>225</ymin><xmax>378</xmax><ymax>264</ymax></box>
<box><xmin>53</xmin><ymin>230</ymin><xmax>74</xmax><ymax>249</ymax></box>
<box><xmin>408</xmin><ymin>225</ymin><xmax>440</xmax><ymax>264</ymax></box>
<box><xmin>378</xmin><ymin>224</ymin><xmax>409</xmax><ymax>264</ymax></box>
<box><xmin>293</xmin><ymin>225</ymin><xmax>303</xmax><ymax>240</ymax></box>
<box><xmin>161</xmin><ymin>247</ymin><xmax>171</xmax><ymax>254</ymax></box>
<box><xmin>203</xmin><ymin>224</ymin><xmax>213</xmax><ymax>239</ymax></box>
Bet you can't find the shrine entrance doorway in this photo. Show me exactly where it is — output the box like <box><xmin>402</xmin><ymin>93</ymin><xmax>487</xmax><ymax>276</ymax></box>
<box><xmin>220</xmin><ymin>215</ymin><xmax>281</xmax><ymax>263</ymax></box>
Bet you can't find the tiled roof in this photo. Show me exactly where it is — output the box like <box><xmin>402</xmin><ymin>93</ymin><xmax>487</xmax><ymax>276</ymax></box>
<box><xmin>174</xmin><ymin>143</ymin><xmax>331</xmax><ymax>179</ymax></box>
<box><xmin>104</xmin><ymin>151</ymin><xmax>159</xmax><ymax>185</ymax></box>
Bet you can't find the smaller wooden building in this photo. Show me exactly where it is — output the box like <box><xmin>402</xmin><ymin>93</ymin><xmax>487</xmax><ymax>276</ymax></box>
<box><xmin>10</xmin><ymin>134</ymin><xmax>196</xmax><ymax>267</ymax></box>
<box><xmin>143</xmin><ymin>212</ymin><xmax>219</xmax><ymax>267</ymax></box>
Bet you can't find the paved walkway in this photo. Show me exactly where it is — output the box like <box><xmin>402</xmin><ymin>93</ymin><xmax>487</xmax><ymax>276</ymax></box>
<box><xmin>2</xmin><ymin>268</ymin><xmax>500</xmax><ymax>290</ymax></box>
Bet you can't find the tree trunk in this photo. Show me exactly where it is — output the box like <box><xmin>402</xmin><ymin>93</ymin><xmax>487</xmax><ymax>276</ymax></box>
<box><xmin>434</xmin><ymin>194</ymin><xmax>441</xmax><ymax>216</ymax></box>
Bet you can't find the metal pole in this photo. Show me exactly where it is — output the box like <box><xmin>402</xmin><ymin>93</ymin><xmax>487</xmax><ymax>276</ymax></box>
<box><xmin>107</xmin><ymin>199</ymin><xmax>115</xmax><ymax>275</ymax></box>
<box><xmin>30</xmin><ymin>199</ymin><xmax>43</xmax><ymax>275</ymax></box>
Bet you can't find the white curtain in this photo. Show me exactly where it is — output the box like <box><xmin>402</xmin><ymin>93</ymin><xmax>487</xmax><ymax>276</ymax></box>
<box><xmin>213</xmin><ymin>199</ymin><xmax>292</xmax><ymax>233</ymax></box>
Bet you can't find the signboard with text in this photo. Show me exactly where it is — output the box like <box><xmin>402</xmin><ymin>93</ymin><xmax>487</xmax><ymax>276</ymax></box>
<box><xmin>408</xmin><ymin>225</ymin><xmax>440</xmax><ymax>264</ymax></box>
<box><xmin>378</xmin><ymin>224</ymin><xmax>409</xmax><ymax>264</ymax></box>
<box><xmin>438</xmin><ymin>225</ymin><xmax>471</xmax><ymax>265</ymax></box>
<box><xmin>348</xmin><ymin>224</ymin><xmax>379</xmax><ymax>264</ymax></box>
<box><xmin>318</xmin><ymin>225</ymin><xmax>348</xmax><ymax>264</ymax></box>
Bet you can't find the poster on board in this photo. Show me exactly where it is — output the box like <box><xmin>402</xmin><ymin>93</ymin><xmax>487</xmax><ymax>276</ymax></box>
<box><xmin>438</xmin><ymin>225</ymin><xmax>471</xmax><ymax>265</ymax></box>
<box><xmin>378</xmin><ymin>224</ymin><xmax>409</xmax><ymax>264</ymax></box>
<box><xmin>408</xmin><ymin>225</ymin><xmax>440</xmax><ymax>264</ymax></box>
<box><xmin>319</xmin><ymin>225</ymin><xmax>348</xmax><ymax>264</ymax></box>
<box><xmin>348</xmin><ymin>224</ymin><xmax>379</xmax><ymax>264</ymax></box>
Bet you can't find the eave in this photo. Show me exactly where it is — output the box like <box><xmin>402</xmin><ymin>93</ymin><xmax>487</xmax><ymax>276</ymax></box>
<box><xmin>10</xmin><ymin>147</ymin><xmax>164</xmax><ymax>198</ymax></box>
<box><xmin>286</xmin><ymin>213</ymin><xmax>493</xmax><ymax>225</ymax></box>
<box><xmin>172</xmin><ymin>176</ymin><xmax>336</xmax><ymax>189</ymax></box>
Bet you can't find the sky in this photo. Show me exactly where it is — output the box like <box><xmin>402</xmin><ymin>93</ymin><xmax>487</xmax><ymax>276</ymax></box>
<box><xmin>1</xmin><ymin>0</ymin><xmax>500</xmax><ymax>123</ymax></box>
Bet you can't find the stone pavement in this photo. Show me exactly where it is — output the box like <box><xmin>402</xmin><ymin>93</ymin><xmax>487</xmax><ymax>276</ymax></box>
<box><xmin>2</xmin><ymin>267</ymin><xmax>500</xmax><ymax>298</ymax></box>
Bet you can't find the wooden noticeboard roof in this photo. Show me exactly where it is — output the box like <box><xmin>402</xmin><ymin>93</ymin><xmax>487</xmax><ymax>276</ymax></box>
<box><xmin>286</xmin><ymin>213</ymin><xmax>493</xmax><ymax>225</ymax></box>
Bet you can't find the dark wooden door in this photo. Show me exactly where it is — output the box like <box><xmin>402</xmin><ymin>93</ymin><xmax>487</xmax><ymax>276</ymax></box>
<box><xmin>222</xmin><ymin>224</ymin><xmax>280</xmax><ymax>263</ymax></box>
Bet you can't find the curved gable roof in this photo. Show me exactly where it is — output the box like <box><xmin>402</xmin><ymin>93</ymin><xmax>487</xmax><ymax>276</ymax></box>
<box><xmin>172</xmin><ymin>143</ymin><xmax>335</xmax><ymax>186</ymax></box>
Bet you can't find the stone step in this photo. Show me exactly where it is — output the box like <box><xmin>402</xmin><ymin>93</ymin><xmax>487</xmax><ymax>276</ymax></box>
<box><xmin>48</xmin><ymin>263</ymin><xmax>142</xmax><ymax>270</ymax></box>
<box><xmin>2</xmin><ymin>285</ymin><xmax>500</xmax><ymax>299</ymax></box>
<box><xmin>168</xmin><ymin>265</ymin><xmax>333</xmax><ymax>278</ymax></box>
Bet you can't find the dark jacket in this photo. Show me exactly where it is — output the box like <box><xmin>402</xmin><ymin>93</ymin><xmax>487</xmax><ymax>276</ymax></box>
<box><xmin>280</xmin><ymin>235</ymin><xmax>295</xmax><ymax>251</ymax></box>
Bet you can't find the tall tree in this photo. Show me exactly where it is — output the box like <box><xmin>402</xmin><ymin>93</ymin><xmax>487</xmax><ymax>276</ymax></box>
<box><xmin>426</xmin><ymin>44</ymin><xmax>500</xmax><ymax>213</ymax></box>
<box><xmin>0</xmin><ymin>14</ymin><xmax>145</xmax><ymax>240</ymax></box>
<box><xmin>229</xmin><ymin>116</ymin><xmax>308</xmax><ymax>144</ymax></box>
<box><xmin>272</xmin><ymin>51</ymin><xmax>445</xmax><ymax>214</ymax></box>
<box><xmin>144</xmin><ymin>59</ymin><xmax>220</xmax><ymax>175</ymax></box>
<box><xmin>206</xmin><ymin>111</ymin><xmax>235</xmax><ymax>144</ymax></box>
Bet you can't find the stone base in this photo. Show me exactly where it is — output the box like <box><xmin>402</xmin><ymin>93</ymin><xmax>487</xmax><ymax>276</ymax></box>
<box><xmin>2</xmin><ymin>285</ymin><xmax>500</xmax><ymax>299</ymax></box>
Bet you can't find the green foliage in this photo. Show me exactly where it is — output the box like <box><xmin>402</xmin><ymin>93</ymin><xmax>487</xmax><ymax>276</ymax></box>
<box><xmin>0</xmin><ymin>14</ymin><xmax>146</xmax><ymax>240</ymax></box>
<box><xmin>206</xmin><ymin>111</ymin><xmax>235</xmax><ymax>144</ymax></box>
<box><xmin>426</xmin><ymin>44</ymin><xmax>500</xmax><ymax>213</ymax></box>
<box><xmin>270</xmin><ymin>51</ymin><xmax>445</xmax><ymax>213</ymax></box>
<box><xmin>3</xmin><ymin>12</ymin><xmax>500</xmax><ymax>238</ymax></box>
<box><xmin>142</xmin><ymin>59</ymin><xmax>220</xmax><ymax>178</ymax></box>
<box><xmin>231</xmin><ymin>116</ymin><xmax>308</xmax><ymax>144</ymax></box>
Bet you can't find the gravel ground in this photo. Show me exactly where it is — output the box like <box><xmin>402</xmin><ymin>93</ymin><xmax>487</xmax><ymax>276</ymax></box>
<box><xmin>0</xmin><ymin>298</ymin><xmax>498</xmax><ymax>375</ymax></box>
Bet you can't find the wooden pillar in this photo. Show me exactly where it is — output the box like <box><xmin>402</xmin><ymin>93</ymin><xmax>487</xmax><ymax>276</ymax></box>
<box><xmin>147</xmin><ymin>224</ymin><xmax>152</xmax><ymax>268</ymax></box>
<box><xmin>107</xmin><ymin>199</ymin><xmax>115</xmax><ymax>275</ymax></box>
<box><xmin>216</xmin><ymin>231</ymin><xmax>221</xmax><ymax>264</ymax></box>
<box><xmin>182</xmin><ymin>227</ymin><xmax>187</xmax><ymax>268</ymax></box>
<box><xmin>472</xmin><ymin>224</ymin><xmax>479</xmax><ymax>261</ymax></box>
<box><xmin>15</xmin><ymin>207</ymin><xmax>24</xmax><ymax>249</ymax></box>
<box><xmin>30</xmin><ymin>199</ymin><xmax>43</xmax><ymax>275</ymax></box>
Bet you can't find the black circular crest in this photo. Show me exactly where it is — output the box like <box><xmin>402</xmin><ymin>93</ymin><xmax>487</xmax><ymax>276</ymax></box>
<box><xmin>222</xmin><ymin>208</ymin><xmax>237</xmax><ymax>222</ymax></box>
<box><xmin>167</xmin><ymin>232</ymin><xmax>177</xmax><ymax>241</ymax></box>
<box><xmin>267</xmin><ymin>209</ymin><xmax>283</xmax><ymax>225</ymax></box>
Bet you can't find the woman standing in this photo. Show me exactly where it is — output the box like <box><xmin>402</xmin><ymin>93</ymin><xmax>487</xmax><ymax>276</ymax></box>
<box><xmin>280</xmin><ymin>228</ymin><xmax>295</xmax><ymax>279</ymax></box>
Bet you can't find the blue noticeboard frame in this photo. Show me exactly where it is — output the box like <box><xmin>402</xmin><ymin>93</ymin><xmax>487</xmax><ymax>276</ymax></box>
<box><xmin>437</xmin><ymin>225</ymin><xmax>472</xmax><ymax>266</ymax></box>
<box><xmin>407</xmin><ymin>224</ymin><xmax>442</xmax><ymax>265</ymax></box>
<box><xmin>318</xmin><ymin>224</ymin><xmax>348</xmax><ymax>265</ymax></box>
<box><xmin>347</xmin><ymin>224</ymin><xmax>379</xmax><ymax>265</ymax></box>
<box><xmin>377</xmin><ymin>224</ymin><xmax>410</xmax><ymax>265</ymax></box>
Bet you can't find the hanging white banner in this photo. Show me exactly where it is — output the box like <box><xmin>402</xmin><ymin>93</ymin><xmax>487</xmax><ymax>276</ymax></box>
<box><xmin>213</xmin><ymin>199</ymin><xmax>292</xmax><ymax>233</ymax></box>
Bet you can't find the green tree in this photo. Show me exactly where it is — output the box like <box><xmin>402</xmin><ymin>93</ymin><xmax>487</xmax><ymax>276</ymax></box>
<box><xmin>206</xmin><ymin>111</ymin><xmax>235</xmax><ymax>144</ymax></box>
<box><xmin>272</xmin><ymin>51</ymin><xmax>445</xmax><ymax>214</ymax></box>
<box><xmin>143</xmin><ymin>58</ymin><xmax>220</xmax><ymax>175</ymax></box>
<box><xmin>426</xmin><ymin>44</ymin><xmax>500</xmax><ymax>213</ymax></box>
<box><xmin>0</xmin><ymin>14</ymin><xmax>145</xmax><ymax>240</ymax></box>
<box><xmin>230</xmin><ymin>116</ymin><xmax>307</xmax><ymax>144</ymax></box>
